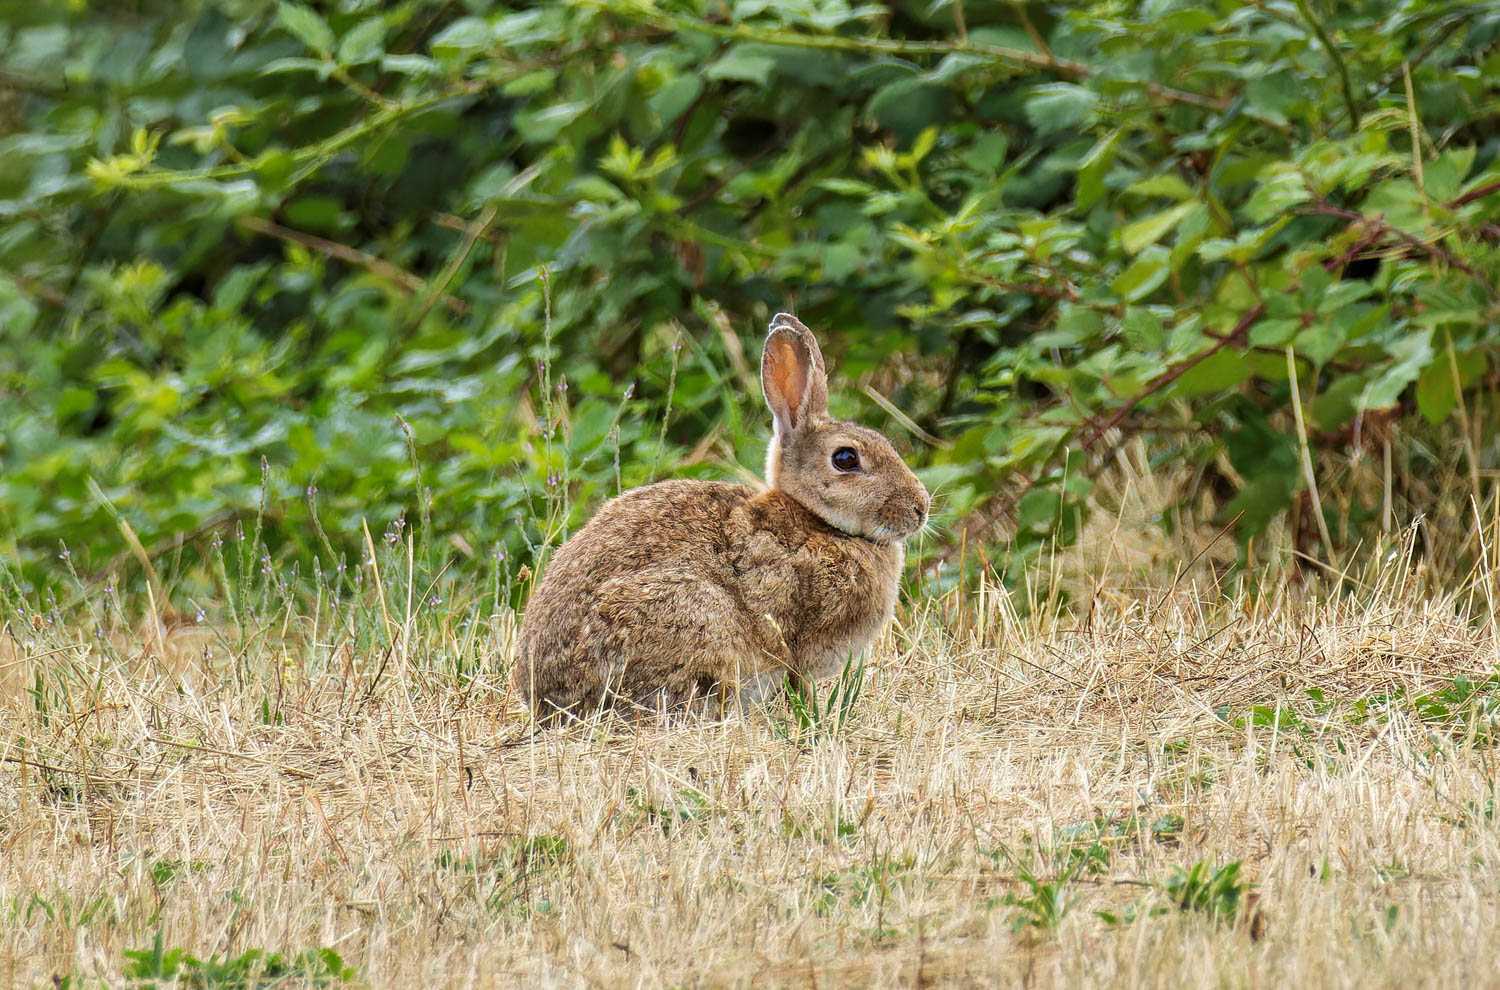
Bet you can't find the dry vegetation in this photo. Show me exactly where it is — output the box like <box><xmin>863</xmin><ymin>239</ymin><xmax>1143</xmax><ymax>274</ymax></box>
<box><xmin>4</xmin><ymin>513</ymin><xmax>1500</xmax><ymax>988</ymax></box>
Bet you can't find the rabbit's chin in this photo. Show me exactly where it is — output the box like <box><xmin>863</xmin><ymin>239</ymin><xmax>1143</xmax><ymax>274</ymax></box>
<box><xmin>817</xmin><ymin>505</ymin><xmax>916</xmax><ymax>546</ymax></box>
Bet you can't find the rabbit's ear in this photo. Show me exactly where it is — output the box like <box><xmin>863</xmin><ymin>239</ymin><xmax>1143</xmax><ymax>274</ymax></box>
<box><xmin>762</xmin><ymin>316</ymin><xmax>829</xmax><ymax>436</ymax></box>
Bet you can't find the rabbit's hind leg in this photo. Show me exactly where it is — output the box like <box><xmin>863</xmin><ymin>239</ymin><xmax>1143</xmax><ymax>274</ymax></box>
<box><xmin>589</xmin><ymin>571</ymin><xmax>790</xmax><ymax>718</ymax></box>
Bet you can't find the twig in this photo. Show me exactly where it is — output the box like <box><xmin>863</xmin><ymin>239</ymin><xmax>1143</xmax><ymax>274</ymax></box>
<box><xmin>646</xmin><ymin>14</ymin><xmax>1230</xmax><ymax>113</ymax></box>
<box><xmin>1294</xmin><ymin>0</ymin><xmax>1359</xmax><ymax>130</ymax></box>
<box><xmin>970</xmin><ymin>269</ymin><xmax>1083</xmax><ymax>304</ymax></box>
<box><xmin>2</xmin><ymin>271</ymin><xmax>66</xmax><ymax>308</ymax></box>
<box><xmin>0</xmin><ymin>69</ymin><xmax>65</xmax><ymax>96</ymax></box>
<box><xmin>1309</xmin><ymin>201</ymin><xmax>1498</xmax><ymax>300</ymax></box>
<box><xmin>435</xmin><ymin>213</ymin><xmax>505</xmax><ymax>242</ymax></box>
<box><xmin>678</xmin><ymin>135</ymin><xmax>787</xmax><ymax>214</ymax></box>
<box><xmin>408</xmin><ymin>204</ymin><xmax>497</xmax><ymax>329</ymax></box>
<box><xmin>86</xmin><ymin>510</ymin><xmax>240</xmax><ymax>585</ymax></box>
<box><xmin>238</xmin><ymin>216</ymin><xmax>468</xmax><ymax>315</ymax></box>
<box><xmin>1080</xmin><ymin>303</ymin><xmax>1267</xmax><ymax>449</ymax></box>
<box><xmin>863</xmin><ymin>385</ymin><xmax>945</xmax><ymax>447</ymax></box>
<box><xmin>1322</xmin><ymin>223</ymin><xmax>1386</xmax><ymax>272</ymax></box>
<box><xmin>1449</xmin><ymin>179</ymin><xmax>1500</xmax><ymax>210</ymax></box>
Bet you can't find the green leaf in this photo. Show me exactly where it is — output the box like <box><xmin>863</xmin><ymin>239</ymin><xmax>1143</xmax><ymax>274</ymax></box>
<box><xmin>503</xmin><ymin>69</ymin><xmax>559</xmax><ymax>97</ymax></box>
<box><xmin>1076</xmin><ymin>129</ymin><xmax>1120</xmax><ymax>211</ymax></box>
<box><xmin>1023</xmin><ymin>84</ymin><xmax>1097</xmax><ymax>135</ymax></box>
<box><xmin>1120</xmin><ymin>307</ymin><xmax>1164</xmax><ymax>352</ymax></box>
<box><xmin>1363</xmin><ymin>179</ymin><xmax>1425</xmax><ymax>232</ymax></box>
<box><xmin>867</xmin><ymin>79</ymin><xmax>947</xmax><ymax>141</ymax></box>
<box><xmin>1248</xmin><ymin>318</ymin><xmax>1299</xmax><ymax>348</ymax></box>
<box><xmin>650</xmin><ymin>75</ymin><xmax>703</xmax><ymax>121</ymax></box>
<box><xmin>704</xmin><ymin>45</ymin><xmax>776</xmax><ymax>85</ymax></box>
<box><xmin>1245</xmin><ymin>72</ymin><xmax>1300</xmax><ymax>127</ymax></box>
<box><xmin>1033</xmin><ymin>305</ymin><xmax>1102</xmax><ymax>348</ymax></box>
<box><xmin>1316</xmin><ymin>280</ymin><xmax>1374</xmax><ymax>314</ymax></box>
<box><xmin>514</xmin><ymin>101</ymin><xmax>589</xmax><ymax>143</ymax></box>
<box><xmin>1120</xmin><ymin>201</ymin><xmax>1196</xmax><ymax>255</ymax></box>
<box><xmin>963</xmin><ymin>132</ymin><xmax>1010</xmax><ymax>175</ymax></box>
<box><xmin>381</xmin><ymin>53</ymin><xmax>441</xmax><ymax>76</ymax></box>
<box><xmin>1126</xmin><ymin>175</ymin><xmax>1196</xmax><ymax>200</ymax></box>
<box><xmin>1017</xmin><ymin>487</ymin><xmax>1061</xmax><ymax>530</ymax></box>
<box><xmin>430</xmin><ymin>17</ymin><xmax>490</xmax><ymax>62</ymax></box>
<box><xmin>1360</xmin><ymin>329</ymin><xmax>1433</xmax><ymax>410</ymax></box>
<box><xmin>1110</xmin><ymin>246</ymin><xmax>1171</xmax><ymax>302</ymax></box>
<box><xmin>337</xmin><ymin>18</ymin><xmax>386</xmax><ymax>65</ymax></box>
<box><xmin>184</xmin><ymin>9</ymin><xmax>234</xmax><ymax>80</ymax></box>
<box><xmin>275</xmin><ymin>2</ymin><xmax>334</xmax><ymax>55</ymax></box>
<box><xmin>1311</xmin><ymin>373</ymin><xmax>1369</xmax><ymax>432</ymax></box>
<box><xmin>1423</xmin><ymin>146</ymin><xmax>1475</xmax><ymax>204</ymax></box>
<box><xmin>1416</xmin><ymin>347</ymin><xmax>1486</xmax><ymax>425</ymax></box>
<box><xmin>1415</xmin><ymin>359</ymin><xmax>1458</xmax><ymax>426</ymax></box>
<box><xmin>1243</xmin><ymin>174</ymin><xmax>1309</xmax><ymax>223</ymax></box>
<box><xmin>283</xmin><ymin>196</ymin><xmax>344</xmax><ymax>232</ymax></box>
<box><xmin>1293</xmin><ymin>318</ymin><xmax>1347</xmax><ymax>369</ymax></box>
<box><xmin>1175</xmin><ymin>348</ymin><xmax>1248</xmax><ymax>398</ymax></box>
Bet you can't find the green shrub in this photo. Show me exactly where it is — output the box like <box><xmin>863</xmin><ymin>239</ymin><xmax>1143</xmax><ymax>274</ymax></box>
<box><xmin>2</xmin><ymin>0</ymin><xmax>1498</xmax><ymax>598</ymax></box>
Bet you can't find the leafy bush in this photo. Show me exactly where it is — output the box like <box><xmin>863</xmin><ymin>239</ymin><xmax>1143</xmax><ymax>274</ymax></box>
<box><xmin>3</xmin><ymin>0</ymin><xmax>1499</xmax><ymax>598</ymax></box>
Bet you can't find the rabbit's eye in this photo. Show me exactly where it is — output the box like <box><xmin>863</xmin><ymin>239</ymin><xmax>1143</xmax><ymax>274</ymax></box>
<box><xmin>831</xmin><ymin>447</ymin><xmax>860</xmax><ymax>472</ymax></box>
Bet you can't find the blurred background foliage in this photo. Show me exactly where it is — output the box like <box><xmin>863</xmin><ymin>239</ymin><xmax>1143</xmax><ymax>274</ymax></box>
<box><xmin>2</xmin><ymin>0</ymin><xmax>1499</xmax><ymax>606</ymax></box>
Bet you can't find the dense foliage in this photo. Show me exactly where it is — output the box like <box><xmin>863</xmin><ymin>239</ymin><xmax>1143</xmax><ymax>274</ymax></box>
<box><xmin>2</xmin><ymin>0</ymin><xmax>1499</xmax><ymax>599</ymax></box>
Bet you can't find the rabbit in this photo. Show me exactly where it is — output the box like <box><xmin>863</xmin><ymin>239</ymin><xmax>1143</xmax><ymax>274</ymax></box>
<box><xmin>513</xmin><ymin>313</ymin><xmax>930</xmax><ymax>720</ymax></box>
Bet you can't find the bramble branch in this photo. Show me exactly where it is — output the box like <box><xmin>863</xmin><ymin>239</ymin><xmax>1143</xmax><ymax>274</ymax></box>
<box><xmin>1079</xmin><ymin>303</ymin><xmax>1267</xmax><ymax>450</ymax></box>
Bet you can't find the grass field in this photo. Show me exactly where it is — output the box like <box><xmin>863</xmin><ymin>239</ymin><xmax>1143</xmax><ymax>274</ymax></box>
<box><xmin>4</xmin><ymin>517</ymin><xmax>1500</xmax><ymax>988</ymax></box>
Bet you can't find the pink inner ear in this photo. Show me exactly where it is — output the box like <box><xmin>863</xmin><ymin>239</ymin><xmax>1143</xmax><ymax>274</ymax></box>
<box><xmin>768</xmin><ymin>334</ymin><xmax>810</xmax><ymax>429</ymax></box>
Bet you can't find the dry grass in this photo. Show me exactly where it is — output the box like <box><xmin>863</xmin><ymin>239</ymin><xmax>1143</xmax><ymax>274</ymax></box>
<box><xmin>4</xmin><ymin>525</ymin><xmax>1500</xmax><ymax>988</ymax></box>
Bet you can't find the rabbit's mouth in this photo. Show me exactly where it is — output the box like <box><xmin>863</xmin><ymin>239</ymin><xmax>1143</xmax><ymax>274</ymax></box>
<box><xmin>873</xmin><ymin>498</ymin><xmax>928</xmax><ymax>543</ymax></box>
<box><xmin>826</xmin><ymin>500</ymin><xmax>927</xmax><ymax>545</ymax></box>
<box><xmin>875</xmin><ymin>523</ymin><xmax>922</xmax><ymax>544</ymax></box>
<box><xmin>862</xmin><ymin>515</ymin><xmax>926</xmax><ymax>545</ymax></box>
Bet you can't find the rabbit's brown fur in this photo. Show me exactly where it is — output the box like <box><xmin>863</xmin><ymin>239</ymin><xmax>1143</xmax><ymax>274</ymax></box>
<box><xmin>514</xmin><ymin>314</ymin><xmax>929</xmax><ymax>718</ymax></box>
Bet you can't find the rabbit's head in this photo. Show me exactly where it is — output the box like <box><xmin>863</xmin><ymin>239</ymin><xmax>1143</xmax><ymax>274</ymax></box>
<box><xmin>761</xmin><ymin>314</ymin><xmax>930</xmax><ymax>545</ymax></box>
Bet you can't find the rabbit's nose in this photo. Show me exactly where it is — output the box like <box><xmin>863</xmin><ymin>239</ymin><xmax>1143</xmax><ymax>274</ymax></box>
<box><xmin>910</xmin><ymin>504</ymin><xmax>927</xmax><ymax>527</ymax></box>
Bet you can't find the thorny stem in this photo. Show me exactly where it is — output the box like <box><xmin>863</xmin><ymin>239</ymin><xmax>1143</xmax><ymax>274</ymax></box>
<box><xmin>1310</xmin><ymin>199</ymin><xmax>1499</xmax><ymax>300</ymax></box>
<box><xmin>1079</xmin><ymin>303</ymin><xmax>1268</xmax><ymax>450</ymax></box>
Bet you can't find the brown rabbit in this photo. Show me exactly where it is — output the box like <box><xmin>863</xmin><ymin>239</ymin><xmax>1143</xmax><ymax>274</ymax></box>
<box><xmin>513</xmin><ymin>314</ymin><xmax>929</xmax><ymax>719</ymax></box>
